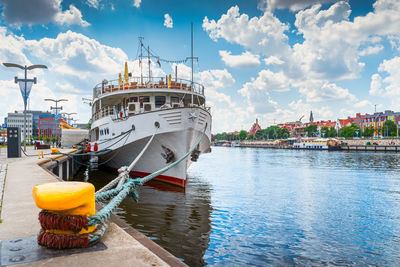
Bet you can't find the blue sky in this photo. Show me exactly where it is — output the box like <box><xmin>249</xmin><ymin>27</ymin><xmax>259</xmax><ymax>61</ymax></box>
<box><xmin>0</xmin><ymin>0</ymin><xmax>400</xmax><ymax>133</ymax></box>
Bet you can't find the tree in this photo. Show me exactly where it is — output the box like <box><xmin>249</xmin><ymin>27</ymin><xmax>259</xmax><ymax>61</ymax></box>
<box><xmin>275</xmin><ymin>127</ymin><xmax>289</xmax><ymax>139</ymax></box>
<box><xmin>339</xmin><ymin>123</ymin><xmax>361</xmax><ymax>138</ymax></box>
<box><xmin>238</xmin><ymin>130</ymin><xmax>247</xmax><ymax>140</ymax></box>
<box><xmin>327</xmin><ymin>127</ymin><xmax>337</xmax><ymax>137</ymax></box>
<box><xmin>320</xmin><ymin>126</ymin><xmax>329</xmax><ymax>138</ymax></box>
<box><xmin>87</xmin><ymin>118</ymin><xmax>92</xmax><ymax>129</ymax></box>
<box><xmin>363</xmin><ymin>126</ymin><xmax>374</xmax><ymax>137</ymax></box>
<box><xmin>247</xmin><ymin>134</ymin><xmax>254</xmax><ymax>140</ymax></box>
<box><xmin>255</xmin><ymin>129</ymin><xmax>265</xmax><ymax>140</ymax></box>
<box><xmin>305</xmin><ymin>124</ymin><xmax>318</xmax><ymax>137</ymax></box>
<box><xmin>383</xmin><ymin>120</ymin><xmax>397</xmax><ymax>136</ymax></box>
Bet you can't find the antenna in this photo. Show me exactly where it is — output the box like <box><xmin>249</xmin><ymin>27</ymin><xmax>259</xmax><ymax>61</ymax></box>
<box><xmin>139</xmin><ymin>37</ymin><xmax>144</xmax><ymax>85</ymax></box>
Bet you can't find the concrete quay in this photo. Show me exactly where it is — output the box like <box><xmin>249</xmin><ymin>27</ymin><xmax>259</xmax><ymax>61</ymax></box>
<box><xmin>0</xmin><ymin>147</ymin><xmax>185</xmax><ymax>267</ymax></box>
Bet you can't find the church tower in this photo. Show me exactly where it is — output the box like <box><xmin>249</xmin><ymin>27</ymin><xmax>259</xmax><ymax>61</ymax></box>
<box><xmin>309</xmin><ymin>110</ymin><xmax>314</xmax><ymax>123</ymax></box>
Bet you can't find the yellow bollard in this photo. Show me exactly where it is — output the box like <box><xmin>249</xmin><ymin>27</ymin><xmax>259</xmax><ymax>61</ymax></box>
<box><xmin>32</xmin><ymin>182</ymin><xmax>96</xmax><ymax>248</ymax></box>
<box><xmin>38</xmin><ymin>151</ymin><xmax>44</xmax><ymax>159</ymax></box>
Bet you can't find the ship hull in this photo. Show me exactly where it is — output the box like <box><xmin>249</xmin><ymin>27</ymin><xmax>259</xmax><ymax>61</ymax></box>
<box><xmin>91</xmin><ymin>107</ymin><xmax>212</xmax><ymax>187</ymax></box>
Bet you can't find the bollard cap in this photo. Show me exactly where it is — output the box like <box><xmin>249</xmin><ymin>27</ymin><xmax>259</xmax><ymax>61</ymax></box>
<box><xmin>32</xmin><ymin>182</ymin><xmax>95</xmax><ymax>213</ymax></box>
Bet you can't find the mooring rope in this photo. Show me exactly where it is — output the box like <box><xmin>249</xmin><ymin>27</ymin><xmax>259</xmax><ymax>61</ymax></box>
<box><xmin>96</xmin><ymin>127</ymin><xmax>158</xmax><ymax>194</ymax></box>
<box><xmin>86</xmin><ymin>124</ymin><xmax>207</xmax><ymax>242</ymax></box>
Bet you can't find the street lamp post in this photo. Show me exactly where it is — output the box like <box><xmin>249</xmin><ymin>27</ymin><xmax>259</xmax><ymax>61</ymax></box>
<box><xmin>61</xmin><ymin>112</ymin><xmax>77</xmax><ymax>125</ymax></box>
<box><xmin>3</xmin><ymin>63</ymin><xmax>47</xmax><ymax>151</ymax></box>
<box><xmin>45</xmin><ymin>99</ymin><xmax>68</xmax><ymax>138</ymax></box>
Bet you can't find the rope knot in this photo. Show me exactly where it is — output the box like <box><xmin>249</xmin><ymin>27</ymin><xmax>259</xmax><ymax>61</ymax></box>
<box><xmin>117</xmin><ymin>166</ymin><xmax>129</xmax><ymax>173</ymax></box>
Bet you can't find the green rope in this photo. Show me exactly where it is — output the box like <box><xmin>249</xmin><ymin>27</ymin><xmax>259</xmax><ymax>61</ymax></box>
<box><xmin>87</xmin><ymin>124</ymin><xmax>208</xmax><ymax>238</ymax></box>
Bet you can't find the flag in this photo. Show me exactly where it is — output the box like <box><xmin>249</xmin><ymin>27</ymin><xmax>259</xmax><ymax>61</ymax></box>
<box><xmin>157</xmin><ymin>60</ymin><xmax>161</xmax><ymax>67</ymax></box>
<box><xmin>18</xmin><ymin>81</ymin><xmax>33</xmax><ymax>107</ymax></box>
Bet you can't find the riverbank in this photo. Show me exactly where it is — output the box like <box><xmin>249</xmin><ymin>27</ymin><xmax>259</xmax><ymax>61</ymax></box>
<box><xmin>0</xmin><ymin>147</ymin><xmax>185</xmax><ymax>266</ymax></box>
<box><xmin>226</xmin><ymin>139</ymin><xmax>400</xmax><ymax>151</ymax></box>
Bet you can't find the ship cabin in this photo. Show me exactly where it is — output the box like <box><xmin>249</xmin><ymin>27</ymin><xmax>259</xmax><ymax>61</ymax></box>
<box><xmin>91</xmin><ymin>76</ymin><xmax>208</xmax><ymax>123</ymax></box>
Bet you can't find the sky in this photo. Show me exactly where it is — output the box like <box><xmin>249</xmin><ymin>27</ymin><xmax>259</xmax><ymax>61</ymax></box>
<box><xmin>0</xmin><ymin>0</ymin><xmax>400</xmax><ymax>133</ymax></box>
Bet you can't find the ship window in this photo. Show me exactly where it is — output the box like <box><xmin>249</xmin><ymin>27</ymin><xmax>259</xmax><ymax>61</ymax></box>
<box><xmin>155</xmin><ymin>96</ymin><xmax>166</xmax><ymax>108</ymax></box>
<box><xmin>171</xmin><ymin>96</ymin><xmax>179</xmax><ymax>103</ymax></box>
<box><xmin>130</xmin><ymin>97</ymin><xmax>138</xmax><ymax>102</ymax></box>
<box><xmin>139</xmin><ymin>96</ymin><xmax>150</xmax><ymax>102</ymax></box>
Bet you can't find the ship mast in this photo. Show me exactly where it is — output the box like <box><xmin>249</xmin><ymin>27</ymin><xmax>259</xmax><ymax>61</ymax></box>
<box><xmin>148</xmin><ymin>45</ymin><xmax>151</xmax><ymax>82</ymax></box>
<box><xmin>191</xmin><ymin>23</ymin><xmax>194</xmax><ymax>105</ymax></box>
<box><xmin>139</xmin><ymin>37</ymin><xmax>144</xmax><ymax>85</ymax></box>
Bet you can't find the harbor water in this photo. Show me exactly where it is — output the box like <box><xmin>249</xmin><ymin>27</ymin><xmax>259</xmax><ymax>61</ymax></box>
<box><xmin>76</xmin><ymin>147</ymin><xmax>400</xmax><ymax>266</ymax></box>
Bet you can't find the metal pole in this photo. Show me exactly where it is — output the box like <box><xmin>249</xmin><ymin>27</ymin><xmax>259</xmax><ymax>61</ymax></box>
<box><xmin>191</xmin><ymin>22</ymin><xmax>194</xmax><ymax>105</ymax></box>
<box><xmin>148</xmin><ymin>45</ymin><xmax>151</xmax><ymax>82</ymax></box>
<box><xmin>24</xmin><ymin>66</ymin><xmax>27</xmax><ymax>151</ymax></box>
<box><xmin>139</xmin><ymin>37</ymin><xmax>143</xmax><ymax>85</ymax></box>
<box><xmin>55</xmin><ymin>101</ymin><xmax>58</xmax><ymax>138</ymax></box>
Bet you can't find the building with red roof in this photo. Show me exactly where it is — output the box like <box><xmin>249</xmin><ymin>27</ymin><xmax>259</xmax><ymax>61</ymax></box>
<box><xmin>338</xmin><ymin>113</ymin><xmax>368</xmax><ymax>128</ymax></box>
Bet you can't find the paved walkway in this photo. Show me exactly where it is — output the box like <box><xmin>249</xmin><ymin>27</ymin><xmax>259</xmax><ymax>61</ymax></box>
<box><xmin>0</xmin><ymin>163</ymin><xmax>6</xmax><ymax>220</ymax></box>
<box><xmin>0</xmin><ymin>148</ymin><xmax>182</xmax><ymax>266</ymax></box>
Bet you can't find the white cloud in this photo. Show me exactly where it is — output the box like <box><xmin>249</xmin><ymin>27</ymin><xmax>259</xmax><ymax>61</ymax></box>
<box><xmin>354</xmin><ymin>100</ymin><xmax>373</xmax><ymax>109</ymax></box>
<box><xmin>164</xmin><ymin>14</ymin><xmax>173</xmax><ymax>28</ymax></box>
<box><xmin>264</xmin><ymin>56</ymin><xmax>284</xmax><ymax>65</ymax></box>
<box><xmin>369</xmin><ymin>73</ymin><xmax>384</xmax><ymax>96</ymax></box>
<box><xmin>54</xmin><ymin>5</ymin><xmax>90</xmax><ymax>27</ymax></box>
<box><xmin>203</xmin><ymin>6</ymin><xmax>290</xmax><ymax>55</ymax></box>
<box><xmin>219</xmin><ymin>50</ymin><xmax>260</xmax><ymax>68</ymax></box>
<box><xmin>0</xmin><ymin>0</ymin><xmax>90</xmax><ymax>27</ymax></box>
<box><xmin>370</xmin><ymin>56</ymin><xmax>400</xmax><ymax>96</ymax></box>
<box><xmin>133</xmin><ymin>0</ymin><xmax>141</xmax><ymax>8</ymax></box>
<box><xmin>293</xmin><ymin>0</ymin><xmax>400</xmax><ymax>80</ymax></box>
<box><xmin>258</xmin><ymin>0</ymin><xmax>337</xmax><ymax>12</ymax></box>
<box><xmin>0</xmin><ymin>27</ymin><xmax>30</xmax><ymax>65</ymax></box>
<box><xmin>87</xmin><ymin>0</ymin><xmax>99</xmax><ymax>9</ymax></box>
<box><xmin>24</xmin><ymin>30</ymin><xmax>127</xmax><ymax>81</ymax></box>
<box><xmin>237</xmin><ymin>69</ymin><xmax>290</xmax><ymax>114</ymax></box>
<box><xmin>359</xmin><ymin>45</ymin><xmax>384</xmax><ymax>56</ymax></box>
<box><xmin>299</xmin><ymin>81</ymin><xmax>356</xmax><ymax>102</ymax></box>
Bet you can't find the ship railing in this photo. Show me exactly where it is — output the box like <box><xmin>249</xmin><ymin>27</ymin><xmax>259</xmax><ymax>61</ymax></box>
<box><xmin>92</xmin><ymin>103</ymin><xmax>211</xmax><ymax>122</ymax></box>
<box><xmin>93</xmin><ymin>76</ymin><xmax>205</xmax><ymax>99</ymax></box>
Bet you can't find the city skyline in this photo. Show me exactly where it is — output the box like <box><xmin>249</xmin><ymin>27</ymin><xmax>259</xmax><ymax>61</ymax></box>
<box><xmin>1</xmin><ymin>0</ymin><xmax>400</xmax><ymax>133</ymax></box>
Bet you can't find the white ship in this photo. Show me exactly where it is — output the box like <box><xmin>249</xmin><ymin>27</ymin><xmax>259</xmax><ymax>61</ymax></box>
<box><xmin>88</xmin><ymin>37</ymin><xmax>212</xmax><ymax>187</ymax></box>
<box><xmin>292</xmin><ymin>138</ymin><xmax>341</xmax><ymax>150</ymax></box>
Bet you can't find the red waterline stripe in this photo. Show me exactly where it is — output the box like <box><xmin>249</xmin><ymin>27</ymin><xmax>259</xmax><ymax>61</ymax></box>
<box><xmin>130</xmin><ymin>171</ymin><xmax>186</xmax><ymax>188</ymax></box>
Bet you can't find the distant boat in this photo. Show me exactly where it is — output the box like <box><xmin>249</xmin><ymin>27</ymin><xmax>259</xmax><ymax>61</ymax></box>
<box><xmin>292</xmin><ymin>138</ymin><xmax>341</xmax><ymax>150</ymax></box>
<box><xmin>231</xmin><ymin>141</ymin><xmax>240</xmax><ymax>147</ymax></box>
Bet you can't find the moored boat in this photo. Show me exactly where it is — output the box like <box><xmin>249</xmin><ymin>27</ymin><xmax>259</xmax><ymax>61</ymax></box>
<box><xmin>87</xmin><ymin>37</ymin><xmax>212</xmax><ymax>187</ymax></box>
<box><xmin>292</xmin><ymin>138</ymin><xmax>341</xmax><ymax>150</ymax></box>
